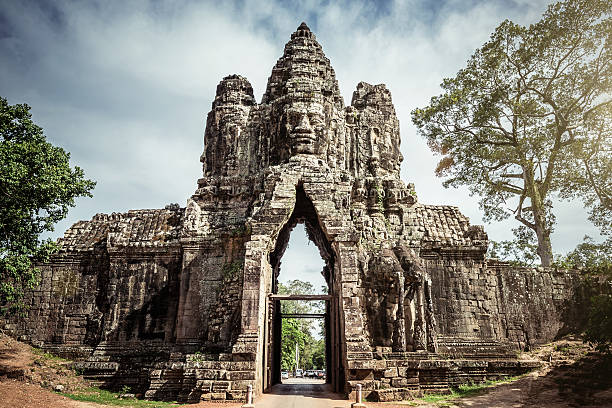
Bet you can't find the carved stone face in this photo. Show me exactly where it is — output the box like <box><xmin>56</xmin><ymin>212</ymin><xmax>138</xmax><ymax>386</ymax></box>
<box><xmin>284</xmin><ymin>100</ymin><xmax>325</xmax><ymax>155</ymax></box>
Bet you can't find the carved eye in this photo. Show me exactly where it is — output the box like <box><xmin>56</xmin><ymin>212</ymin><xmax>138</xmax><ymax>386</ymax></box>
<box><xmin>308</xmin><ymin>113</ymin><xmax>323</xmax><ymax>125</ymax></box>
<box><xmin>287</xmin><ymin>112</ymin><xmax>300</xmax><ymax>125</ymax></box>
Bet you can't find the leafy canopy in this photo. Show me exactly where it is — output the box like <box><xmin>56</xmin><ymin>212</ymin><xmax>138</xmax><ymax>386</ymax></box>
<box><xmin>278</xmin><ymin>280</ymin><xmax>326</xmax><ymax>370</ymax></box>
<box><xmin>412</xmin><ymin>0</ymin><xmax>611</xmax><ymax>266</ymax></box>
<box><xmin>0</xmin><ymin>97</ymin><xmax>95</xmax><ymax>314</ymax></box>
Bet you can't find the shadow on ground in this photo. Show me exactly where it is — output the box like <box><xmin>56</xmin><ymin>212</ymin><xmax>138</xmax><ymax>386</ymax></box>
<box><xmin>268</xmin><ymin>379</ymin><xmax>346</xmax><ymax>400</ymax></box>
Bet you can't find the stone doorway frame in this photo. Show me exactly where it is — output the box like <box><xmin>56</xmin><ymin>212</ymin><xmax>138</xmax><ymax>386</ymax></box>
<box><xmin>264</xmin><ymin>293</ymin><xmax>342</xmax><ymax>393</ymax></box>
<box><xmin>234</xmin><ymin>175</ymin><xmax>361</xmax><ymax>398</ymax></box>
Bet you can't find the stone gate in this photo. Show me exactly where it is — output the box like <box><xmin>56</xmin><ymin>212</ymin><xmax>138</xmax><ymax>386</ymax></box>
<box><xmin>3</xmin><ymin>23</ymin><xmax>587</xmax><ymax>402</ymax></box>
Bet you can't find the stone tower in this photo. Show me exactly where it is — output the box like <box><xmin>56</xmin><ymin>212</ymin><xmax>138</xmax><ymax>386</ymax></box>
<box><xmin>2</xmin><ymin>23</ymin><xmax>585</xmax><ymax>402</ymax></box>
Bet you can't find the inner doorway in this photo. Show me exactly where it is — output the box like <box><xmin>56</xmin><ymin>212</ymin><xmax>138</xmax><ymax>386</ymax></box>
<box><xmin>278</xmin><ymin>294</ymin><xmax>328</xmax><ymax>385</ymax></box>
<box><xmin>262</xmin><ymin>185</ymin><xmax>344</xmax><ymax>394</ymax></box>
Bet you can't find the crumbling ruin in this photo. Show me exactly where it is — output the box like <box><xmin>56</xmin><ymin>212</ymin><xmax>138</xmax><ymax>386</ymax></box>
<box><xmin>3</xmin><ymin>23</ymin><xmax>587</xmax><ymax>402</ymax></box>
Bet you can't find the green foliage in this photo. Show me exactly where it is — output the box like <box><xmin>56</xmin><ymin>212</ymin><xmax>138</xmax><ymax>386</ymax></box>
<box><xmin>278</xmin><ymin>280</ymin><xmax>326</xmax><ymax>370</ymax></box>
<box><xmin>488</xmin><ymin>226</ymin><xmax>539</xmax><ymax>266</ymax></box>
<box><xmin>558</xmin><ymin>106</ymin><xmax>611</xmax><ymax>239</ymax></box>
<box><xmin>551</xmin><ymin>236</ymin><xmax>612</xmax><ymax>352</ymax></box>
<box><xmin>374</xmin><ymin>182</ymin><xmax>384</xmax><ymax>214</ymax></box>
<box><xmin>61</xmin><ymin>387</ymin><xmax>179</xmax><ymax>407</ymax></box>
<box><xmin>281</xmin><ymin>324</ymin><xmax>325</xmax><ymax>371</ymax></box>
<box><xmin>280</xmin><ymin>318</ymin><xmax>307</xmax><ymax>371</ymax></box>
<box><xmin>32</xmin><ymin>346</ymin><xmax>69</xmax><ymax>363</ymax></box>
<box><xmin>278</xmin><ymin>279</ymin><xmax>324</xmax><ymax>314</ymax></box>
<box><xmin>188</xmin><ymin>351</ymin><xmax>206</xmax><ymax>363</ymax></box>
<box><xmin>221</xmin><ymin>260</ymin><xmax>243</xmax><ymax>281</ymax></box>
<box><xmin>412</xmin><ymin>0</ymin><xmax>611</xmax><ymax>266</ymax></box>
<box><xmin>308</xmin><ymin>338</ymin><xmax>326</xmax><ymax>370</ymax></box>
<box><xmin>490</xmin><ymin>233</ymin><xmax>612</xmax><ymax>272</ymax></box>
<box><xmin>373</xmin><ymin>181</ymin><xmax>391</xmax><ymax>229</ymax></box>
<box><xmin>584</xmin><ymin>294</ymin><xmax>612</xmax><ymax>353</ymax></box>
<box><xmin>554</xmin><ymin>236</ymin><xmax>612</xmax><ymax>272</ymax></box>
<box><xmin>411</xmin><ymin>375</ymin><xmax>526</xmax><ymax>406</ymax></box>
<box><xmin>0</xmin><ymin>97</ymin><xmax>95</xmax><ymax>314</ymax></box>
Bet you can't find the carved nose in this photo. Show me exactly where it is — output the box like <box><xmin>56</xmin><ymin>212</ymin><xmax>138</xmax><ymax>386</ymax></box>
<box><xmin>294</xmin><ymin>114</ymin><xmax>312</xmax><ymax>133</ymax></box>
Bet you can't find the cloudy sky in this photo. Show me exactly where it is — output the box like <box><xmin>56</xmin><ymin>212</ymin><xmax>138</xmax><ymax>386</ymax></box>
<box><xmin>1</xmin><ymin>0</ymin><xmax>601</xmax><ymax>288</ymax></box>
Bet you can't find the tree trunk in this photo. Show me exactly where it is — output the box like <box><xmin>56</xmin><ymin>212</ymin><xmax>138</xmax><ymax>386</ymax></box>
<box><xmin>523</xmin><ymin>166</ymin><xmax>554</xmax><ymax>267</ymax></box>
<box><xmin>533</xmin><ymin>206</ymin><xmax>553</xmax><ymax>267</ymax></box>
<box><xmin>535</xmin><ymin>226</ymin><xmax>553</xmax><ymax>266</ymax></box>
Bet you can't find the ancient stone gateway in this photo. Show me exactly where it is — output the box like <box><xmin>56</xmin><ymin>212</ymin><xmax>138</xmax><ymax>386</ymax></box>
<box><xmin>3</xmin><ymin>23</ymin><xmax>586</xmax><ymax>402</ymax></box>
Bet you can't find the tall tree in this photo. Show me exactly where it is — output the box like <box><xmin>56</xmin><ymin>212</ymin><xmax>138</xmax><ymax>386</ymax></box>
<box><xmin>0</xmin><ymin>97</ymin><xmax>95</xmax><ymax>313</ymax></box>
<box><xmin>280</xmin><ymin>318</ymin><xmax>307</xmax><ymax>371</ymax></box>
<box><xmin>412</xmin><ymin>0</ymin><xmax>611</xmax><ymax>266</ymax></box>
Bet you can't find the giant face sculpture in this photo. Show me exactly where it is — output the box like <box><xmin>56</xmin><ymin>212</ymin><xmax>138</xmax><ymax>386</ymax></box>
<box><xmin>284</xmin><ymin>99</ymin><xmax>325</xmax><ymax>155</ymax></box>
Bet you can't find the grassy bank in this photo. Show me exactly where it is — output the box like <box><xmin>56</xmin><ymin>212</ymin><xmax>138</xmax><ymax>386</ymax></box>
<box><xmin>61</xmin><ymin>387</ymin><xmax>180</xmax><ymax>408</ymax></box>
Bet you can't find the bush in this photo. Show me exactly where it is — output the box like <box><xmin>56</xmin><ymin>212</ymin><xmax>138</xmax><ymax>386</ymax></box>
<box><xmin>584</xmin><ymin>294</ymin><xmax>612</xmax><ymax>353</ymax></box>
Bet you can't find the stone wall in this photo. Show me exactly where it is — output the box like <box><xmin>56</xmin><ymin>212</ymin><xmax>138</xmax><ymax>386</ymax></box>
<box><xmin>426</xmin><ymin>258</ymin><xmax>584</xmax><ymax>350</ymax></box>
<box><xmin>9</xmin><ymin>253</ymin><xmax>107</xmax><ymax>350</ymax></box>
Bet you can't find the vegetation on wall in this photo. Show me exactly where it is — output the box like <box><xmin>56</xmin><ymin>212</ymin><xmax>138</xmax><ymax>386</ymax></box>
<box><xmin>559</xmin><ymin>238</ymin><xmax>612</xmax><ymax>353</ymax></box>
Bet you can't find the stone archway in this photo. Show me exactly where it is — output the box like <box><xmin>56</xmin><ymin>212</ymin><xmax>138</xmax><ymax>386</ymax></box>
<box><xmin>264</xmin><ymin>183</ymin><xmax>341</xmax><ymax>393</ymax></box>
<box><xmin>235</xmin><ymin>172</ymin><xmax>359</xmax><ymax>396</ymax></box>
<box><xmin>0</xmin><ymin>22</ymin><xmax>571</xmax><ymax>405</ymax></box>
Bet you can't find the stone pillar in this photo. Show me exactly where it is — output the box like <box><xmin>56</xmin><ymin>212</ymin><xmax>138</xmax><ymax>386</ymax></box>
<box><xmin>232</xmin><ymin>236</ymin><xmax>272</xmax><ymax>397</ymax></box>
<box><xmin>175</xmin><ymin>247</ymin><xmax>199</xmax><ymax>343</ymax></box>
<box><xmin>424</xmin><ymin>279</ymin><xmax>438</xmax><ymax>353</ymax></box>
<box><xmin>395</xmin><ymin>271</ymin><xmax>407</xmax><ymax>352</ymax></box>
<box><xmin>413</xmin><ymin>283</ymin><xmax>426</xmax><ymax>351</ymax></box>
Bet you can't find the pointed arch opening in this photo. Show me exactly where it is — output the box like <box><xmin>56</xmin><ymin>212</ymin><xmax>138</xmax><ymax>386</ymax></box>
<box><xmin>262</xmin><ymin>183</ymin><xmax>343</xmax><ymax>394</ymax></box>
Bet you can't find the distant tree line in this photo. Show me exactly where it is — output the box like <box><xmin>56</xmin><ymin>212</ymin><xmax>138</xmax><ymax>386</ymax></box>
<box><xmin>278</xmin><ymin>280</ymin><xmax>326</xmax><ymax>371</ymax></box>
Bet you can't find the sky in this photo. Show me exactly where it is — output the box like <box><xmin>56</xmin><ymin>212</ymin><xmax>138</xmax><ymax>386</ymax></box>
<box><xmin>0</xmin><ymin>0</ymin><xmax>603</xmax><ymax>286</ymax></box>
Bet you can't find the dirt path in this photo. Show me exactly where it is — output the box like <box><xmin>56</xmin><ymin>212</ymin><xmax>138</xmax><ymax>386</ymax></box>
<box><xmin>0</xmin><ymin>379</ymin><xmax>105</xmax><ymax>408</ymax></box>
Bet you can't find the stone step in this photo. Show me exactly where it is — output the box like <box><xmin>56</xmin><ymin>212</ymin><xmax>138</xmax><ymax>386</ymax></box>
<box><xmin>437</xmin><ymin>337</ymin><xmax>516</xmax><ymax>359</ymax></box>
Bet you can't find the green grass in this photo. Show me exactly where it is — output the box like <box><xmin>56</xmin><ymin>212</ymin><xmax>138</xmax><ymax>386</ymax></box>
<box><xmin>421</xmin><ymin>392</ymin><xmax>455</xmax><ymax>403</ymax></box>
<box><xmin>31</xmin><ymin>347</ymin><xmax>69</xmax><ymax>363</ymax></box>
<box><xmin>412</xmin><ymin>374</ymin><xmax>526</xmax><ymax>406</ymax></box>
<box><xmin>60</xmin><ymin>387</ymin><xmax>180</xmax><ymax>408</ymax></box>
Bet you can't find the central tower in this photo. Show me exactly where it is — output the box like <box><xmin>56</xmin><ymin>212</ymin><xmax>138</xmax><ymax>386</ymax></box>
<box><xmin>199</xmin><ymin>22</ymin><xmax>403</xmax><ymax>181</ymax></box>
<box><xmin>182</xmin><ymin>22</ymin><xmax>442</xmax><ymax>397</ymax></box>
